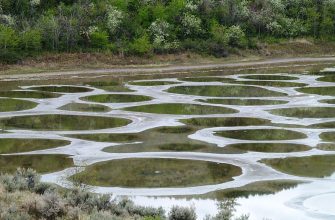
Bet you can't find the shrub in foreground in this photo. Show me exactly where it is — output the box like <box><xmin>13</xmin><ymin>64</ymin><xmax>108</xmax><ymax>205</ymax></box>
<box><xmin>0</xmin><ymin>168</ymin><xmax>248</xmax><ymax>220</ymax></box>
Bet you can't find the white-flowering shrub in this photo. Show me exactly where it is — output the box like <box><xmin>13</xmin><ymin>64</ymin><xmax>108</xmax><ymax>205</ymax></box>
<box><xmin>149</xmin><ymin>19</ymin><xmax>180</xmax><ymax>51</ymax></box>
<box><xmin>181</xmin><ymin>13</ymin><xmax>202</xmax><ymax>37</ymax></box>
<box><xmin>30</xmin><ymin>0</ymin><xmax>41</xmax><ymax>7</ymax></box>
<box><xmin>0</xmin><ymin>14</ymin><xmax>15</xmax><ymax>26</ymax></box>
<box><xmin>106</xmin><ymin>6</ymin><xmax>123</xmax><ymax>35</ymax></box>
<box><xmin>185</xmin><ymin>0</ymin><xmax>199</xmax><ymax>11</ymax></box>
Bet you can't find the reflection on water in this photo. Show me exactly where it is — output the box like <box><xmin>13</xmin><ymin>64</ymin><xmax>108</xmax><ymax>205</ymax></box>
<box><xmin>270</xmin><ymin>107</ymin><xmax>335</xmax><ymax>118</ymax></box>
<box><xmin>86</xmin><ymin>81</ymin><xmax>133</xmax><ymax>92</ymax></box>
<box><xmin>103</xmin><ymin>125</ymin><xmax>236</xmax><ymax>154</ymax></box>
<box><xmin>215</xmin><ymin>129</ymin><xmax>307</xmax><ymax>140</ymax></box>
<box><xmin>0</xmin><ymin>138</ymin><xmax>70</xmax><ymax>154</ymax></box>
<box><xmin>198</xmin><ymin>98</ymin><xmax>288</xmax><ymax>106</ymax></box>
<box><xmin>0</xmin><ymin>90</ymin><xmax>60</xmax><ymax>98</ymax></box>
<box><xmin>0</xmin><ymin>114</ymin><xmax>131</xmax><ymax>130</ymax></box>
<box><xmin>59</xmin><ymin>103</ymin><xmax>111</xmax><ymax>112</ymax></box>
<box><xmin>71</xmin><ymin>158</ymin><xmax>242</xmax><ymax>187</ymax></box>
<box><xmin>129</xmin><ymin>81</ymin><xmax>180</xmax><ymax>86</ymax></box>
<box><xmin>81</xmin><ymin>94</ymin><xmax>152</xmax><ymax>103</ymax></box>
<box><xmin>309</xmin><ymin>121</ymin><xmax>335</xmax><ymax>128</ymax></box>
<box><xmin>317</xmin><ymin>75</ymin><xmax>335</xmax><ymax>82</ymax></box>
<box><xmin>0</xmin><ymin>98</ymin><xmax>37</xmax><ymax>112</ymax></box>
<box><xmin>297</xmin><ymin>86</ymin><xmax>335</xmax><ymax>96</ymax></box>
<box><xmin>240</xmin><ymin>74</ymin><xmax>299</xmax><ymax>80</ymax></box>
<box><xmin>180</xmin><ymin>77</ymin><xmax>236</xmax><ymax>83</ymax></box>
<box><xmin>123</xmin><ymin>103</ymin><xmax>238</xmax><ymax>115</ymax></box>
<box><xmin>0</xmin><ymin>154</ymin><xmax>73</xmax><ymax>173</ymax></box>
<box><xmin>261</xmin><ymin>155</ymin><xmax>335</xmax><ymax>178</ymax></box>
<box><xmin>181</xmin><ymin>117</ymin><xmax>270</xmax><ymax>127</ymax></box>
<box><xmin>30</xmin><ymin>85</ymin><xmax>92</xmax><ymax>93</ymax></box>
<box><xmin>167</xmin><ymin>85</ymin><xmax>287</xmax><ymax>97</ymax></box>
<box><xmin>231</xmin><ymin>80</ymin><xmax>307</xmax><ymax>87</ymax></box>
<box><xmin>320</xmin><ymin>132</ymin><xmax>335</xmax><ymax>142</ymax></box>
<box><xmin>319</xmin><ymin>99</ymin><xmax>335</xmax><ymax>104</ymax></box>
<box><xmin>224</xmin><ymin>143</ymin><xmax>310</xmax><ymax>153</ymax></box>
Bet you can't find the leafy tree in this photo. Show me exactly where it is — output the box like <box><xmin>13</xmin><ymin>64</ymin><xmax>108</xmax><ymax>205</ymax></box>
<box><xmin>19</xmin><ymin>29</ymin><xmax>42</xmax><ymax>51</ymax></box>
<box><xmin>0</xmin><ymin>24</ymin><xmax>20</xmax><ymax>62</ymax></box>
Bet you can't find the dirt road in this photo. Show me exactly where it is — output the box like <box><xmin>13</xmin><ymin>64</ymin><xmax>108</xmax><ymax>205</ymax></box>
<box><xmin>1</xmin><ymin>56</ymin><xmax>334</xmax><ymax>81</ymax></box>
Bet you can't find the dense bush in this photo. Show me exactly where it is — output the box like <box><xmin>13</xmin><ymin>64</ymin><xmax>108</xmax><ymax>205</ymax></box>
<box><xmin>1</xmin><ymin>0</ymin><xmax>333</xmax><ymax>62</ymax></box>
<box><xmin>168</xmin><ymin>206</ymin><xmax>197</xmax><ymax>220</ymax></box>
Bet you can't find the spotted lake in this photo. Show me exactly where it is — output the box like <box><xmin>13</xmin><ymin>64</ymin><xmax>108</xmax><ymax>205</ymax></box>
<box><xmin>0</xmin><ymin>64</ymin><xmax>334</xmax><ymax>220</ymax></box>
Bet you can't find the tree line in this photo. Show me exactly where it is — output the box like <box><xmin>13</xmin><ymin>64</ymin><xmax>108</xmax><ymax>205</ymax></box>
<box><xmin>1</xmin><ymin>0</ymin><xmax>335</xmax><ymax>62</ymax></box>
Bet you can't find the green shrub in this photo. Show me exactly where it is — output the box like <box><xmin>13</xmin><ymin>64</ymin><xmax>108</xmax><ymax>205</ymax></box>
<box><xmin>90</xmin><ymin>31</ymin><xmax>110</xmax><ymax>50</ymax></box>
<box><xmin>129</xmin><ymin>34</ymin><xmax>152</xmax><ymax>55</ymax></box>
